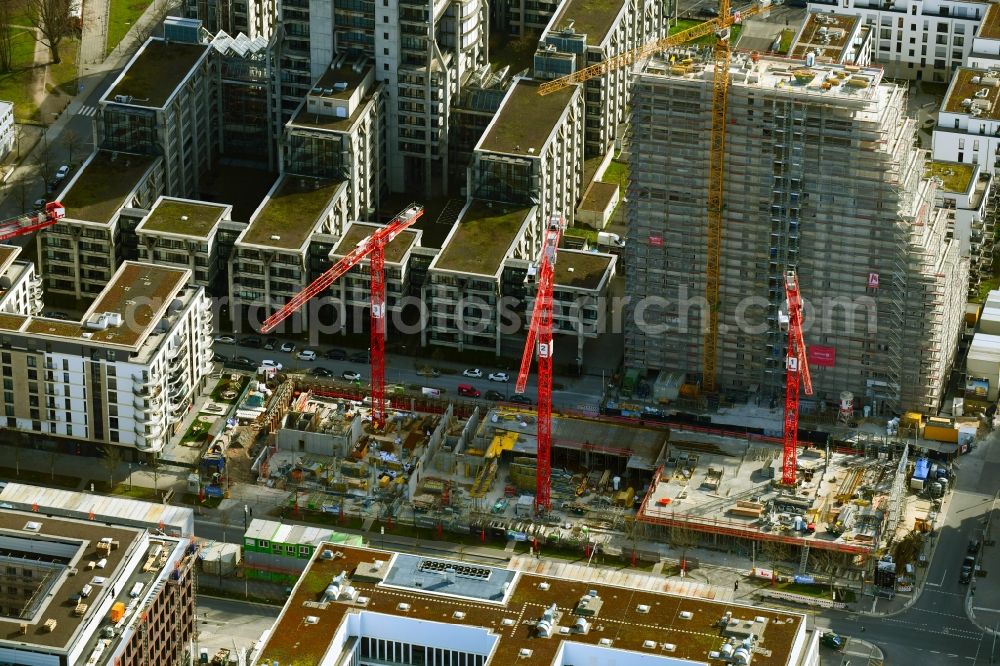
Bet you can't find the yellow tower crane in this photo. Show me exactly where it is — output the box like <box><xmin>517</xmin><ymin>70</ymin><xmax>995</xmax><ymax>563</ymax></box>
<box><xmin>538</xmin><ymin>0</ymin><xmax>769</xmax><ymax>393</ymax></box>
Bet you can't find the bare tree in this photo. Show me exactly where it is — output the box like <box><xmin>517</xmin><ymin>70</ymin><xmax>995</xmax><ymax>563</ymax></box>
<box><xmin>33</xmin><ymin>137</ymin><xmax>53</xmax><ymax>186</ymax></box>
<box><xmin>12</xmin><ymin>444</ymin><xmax>21</xmax><ymax>477</ymax></box>
<box><xmin>0</xmin><ymin>2</ymin><xmax>13</xmax><ymax>73</ymax></box>
<box><xmin>25</xmin><ymin>0</ymin><xmax>71</xmax><ymax>64</ymax></box>
<box><xmin>100</xmin><ymin>444</ymin><xmax>122</xmax><ymax>490</ymax></box>
<box><xmin>48</xmin><ymin>450</ymin><xmax>57</xmax><ymax>482</ymax></box>
<box><xmin>61</xmin><ymin>129</ymin><xmax>83</xmax><ymax>167</ymax></box>
<box><xmin>669</xmin><ymin>524</ymin><xmax>700</xmax><ymax>573</ymax></box>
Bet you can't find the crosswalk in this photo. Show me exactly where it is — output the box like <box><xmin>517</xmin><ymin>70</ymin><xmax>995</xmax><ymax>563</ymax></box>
<box><xmin>77</xmin><ymin>105</ymin><xmax>97</xmax><ymax>117</ymax></box>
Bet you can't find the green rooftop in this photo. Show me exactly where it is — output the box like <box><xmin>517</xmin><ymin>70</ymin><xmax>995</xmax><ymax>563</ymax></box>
<box><xmin>61</xmin><ymin>151</ymin><xmax>157</xmax><ymax>224</ymax></box>
<box><xmin>555</xmin><ymin>250</ymin><xmax>612</xmax><ymax>290</ymax></box>
<box><xmin>551</xmin><ymin>0</ymin><xmax>627</xmax><ymax>44</ymax></box>
<box><xmin>242</xmin><ymin>176</ymin><xmax>346</xmax><ymax>250</ymax></box>
<box><xmin>140</xmin><ymin>198</ymin><xmax>227</xmax><ymax>237</ymax></box>
<box><xmin>579</xmin><ymin>181</ymin><xmax>618</xmax><ymax>212</ymax></box>
<box><xmin>107</xmin><ymin>40</ymin><xmax>209</xmax><ymax>108</ymax></box>
<box><xmin>334</xmin><ymin>223</ymin><xmax>418</xmax><ymax>264</ymax></box>
<box><xmin>925</xmin><ymin>160</ymin><xmax>976</xmax><ymax>194</ymax></box>
<box><xmin>479</xmin><ymin>80</ymin><xmax>577</xmax><ymax>157</ymax></box>
<box><xmin>435</xmin><ymin>200</ymin><xmax>531</xmax><ymax>275</ymax></box>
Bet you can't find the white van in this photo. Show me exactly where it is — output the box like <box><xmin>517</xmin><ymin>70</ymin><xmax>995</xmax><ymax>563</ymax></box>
<box><xmin>597</xmin><ymin>232</ymin><xmax>625</xmax><ymax>248</ymax></box>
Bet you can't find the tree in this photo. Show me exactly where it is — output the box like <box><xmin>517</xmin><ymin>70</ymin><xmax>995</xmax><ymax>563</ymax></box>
<box><xmin>669</xmin><ymin>524</ymin><xmax>700</xmax><ymax>574</ymax></box>
<box><xmin>61</xmin><ymin>129</ymin><xmax>83</xmax><ymax>168</ymax></box>
<box><xmin>0</xmin><ymin>1</ymin><xmax>13</xmax><ymax>73</ymax></box>
<box><xmin>100</xmin><ymin>444</ymin><xmax>122</xmax><ymax>490</ymax></box>
<box><xmin>25</xmin><ymin>0</ymin><xmax>71</xmax><ymax>65</ymax></box>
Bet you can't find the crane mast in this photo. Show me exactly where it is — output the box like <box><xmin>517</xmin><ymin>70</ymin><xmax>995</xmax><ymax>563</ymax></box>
<box><xmin>515</xmin><ymin>215</ymin><xmax>565</xmax><ymax>514</ymax></box>
<box><xmin>260</xmin><ymin>204</ymin><xmax>424</xmax><ymax>429</ymax></box>
<box><xmin>782</xmin><ymin>270</ymin><xmax>812</xmax><ymax>486</ymax></box>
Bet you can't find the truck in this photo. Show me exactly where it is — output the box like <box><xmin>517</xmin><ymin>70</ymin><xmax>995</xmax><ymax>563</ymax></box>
<box><xmin>597</xmin><ymin>232</ymin><xmax>625</xmax><ymax>248</ymax></box>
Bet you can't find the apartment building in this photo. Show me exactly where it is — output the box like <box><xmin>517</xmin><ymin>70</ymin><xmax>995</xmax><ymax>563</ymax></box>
<box><xmin>211</xmin><ymin>30</ymin><xmax>280</xmax><ymax>169</ymax></box>
<box><xmin>284</xmin><ymin>61</ymin><xmax>386</xmax><ymax>219</ymax></box>
<box><xmin>925</xmin><ymin>159</ymin><xmax>997</xmax><ymax>296</ymax></box>
<box><xmin>136</xmin><ymin>197</ymin><xmax>234</xmax><ymax>288</ymax></box>
<box><xmin>448</xmin><ymin>67</ymin><xmax>516</xmax><ymax>186</ymax></box>
<box><xmin>470</xmin><ymin>78</ymin><xmax>585</xmax><ymax>236</ymax></box>
<box><xmin>932</xmin><ymin>67</ymin><xmax>1000</xmax><ymax>175</ymax></box>
<box><xmin>229</xmin><ymin>175</ymin><xmax>350</xmax><ymax>324</ymax></box>
<box><xmin>183</xmin><ymin>0</ymin><xmax>277</xmax><ymax>39</ymax></box>
<box><xmin>0</xmin><ymin>101</ymin><xmax>13</xmax><ymax>160</ymax></box>
<box><xmin>98</xmin><ymin>36</ymin><xmax>216</xmax><ymax>199</ymax></box>
<box><xmin>627</xmin><ymin>53</ymin><xmax>968</xmax><ymax>414</ymax></box>
<box><xmin>808</xmin><ymin>0</ymin><xmax>988</xmax><ymax>80</ymax></box>
<box><xmin>252</xmin><ymin>543</ymin><xmax>821</xmax><ymax>666</ymax></box>
<box><xmin>786</xmin><ymin>12</ymin><xmax>874</xmax><ymax>66</ymax></box>
<box><xmin>39</xmin><ymin>150</ymin><xmax>164</xmax><ymax>299</ymax></box>
<box><xmin>533</xmin><ymin>0</ymin><xmax>664</xmax><ymax>156</ymax></box>
<box><xmin>0</xmin><ymin>261</ymin><xmax>213</xmax><ymax>455</ymax></box>
<box><xmin>0</xmin><ymin>246</ymin><xmax>44</xmax><ymax>318</ymax></box>
<box><xmin>967</xmin><ymin>3</ymin><xmax>1000</xmax><ymax>67</ymax></box>
<box><xmin>494</xmin><ymin>0</ymin><xmax>561</xmax><ymax>36</ymax></box>
<box><xmin>0</xmin><ymin>490</ymin><xmax>196</xmax><ymax>666</ymax></box>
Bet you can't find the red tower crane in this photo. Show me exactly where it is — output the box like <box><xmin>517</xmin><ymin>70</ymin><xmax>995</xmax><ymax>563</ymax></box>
<box><xmin>781</xmin><ymin>270</ymin><xmax>812</xmax><ymax>486</ymax></box>
<box><xmin>0</xmin><ymin>202</ymin><xmax>66</xmax><ymax>242</ymax></box>
<box><xmin>259</xmin><ymin>204</ymin><xmax>424</xmax><ymax>429</ymax></box>
<box><xmin>515</xmin><ymin>215</ymin><xmax>565</xmax><ymax>514</ymax></box>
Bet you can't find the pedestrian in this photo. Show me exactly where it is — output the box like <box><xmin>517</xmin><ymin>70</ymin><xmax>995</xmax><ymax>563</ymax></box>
<box><xmin>734</xmin><ymin>580</ymin><xmax>739</xmax><ymax>591</ymax></box>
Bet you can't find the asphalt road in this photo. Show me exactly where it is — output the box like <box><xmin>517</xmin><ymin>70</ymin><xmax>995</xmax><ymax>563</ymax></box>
<box><xmin>196</xmin><ymin>594</ymin><xmax>279</xmax><ymax>661</ymax></box>
<box><xmin>210</xmin><ymin>339</ymin><xmax>606</xmax><ymax>411</ymax></box>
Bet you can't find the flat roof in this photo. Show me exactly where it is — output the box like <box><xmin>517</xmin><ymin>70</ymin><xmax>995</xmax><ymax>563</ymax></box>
<box><xmin>292</xmin><ymin>66</ymin><xmax>376</xmax><ymax>132</ymax></box>
<box><xmin>61</xmin><ymin>152</ymin><xmax>157</xmax><ymax>224</ymax></box>
<box><xmin>333</xmin><ymin>222</ymin><xmax>418</xmax><ymax>265</ymax></box>
<box><xmin>579</xmin><ymin>181</ymin><xmax>618</xmax><ymax>212</ymax></box>
<box><xmin>981</xmin><ymin>3</ymin><xmax>1000</xmax><ymax>39</ymax></box>
<box><xmin>106</xmin><ymin>40</ymin><xmax>210</xmax><ymax>108</ymax></box>
<box><xmin>0</xmin><ymin>510</ymin><xmax>140</xmax><ymax>651</ymax></box>
<box><xmin>789</xmin><ymin>13</ymin><xmax>860</xmax><ymax>61</ymax></box>
<box><xmin>435</xmin><ymin>201</ymin><xmax>531</xmax><ymax>275</ymax></box>
<box><xmin>0</xmin><ymin>245</ymin><xmax>19</xmax><ymax>274</ymax></box>
<box><xmin>258</xmin><ymin>544</ymin><xmax>804</xmax><ymax>666</ymax></box>
<box><xmin>478</xmin><ymin>80</ymin><xmax>577</xmax><ymax>157</ymax></box>
<box><xmin>0</xmin><ymin>313</ymin><xmax>28</xmax><ymax>332</ymax></box>
<box><xmin>138</xmin><ymin>197</ymin><xmax>228</xmax><ymax>237</ymax></box>
<box><xmin>554</xmin><ymin>250</ymin><xmax>613</xmax><ymax>290</ymax></box>
<box><xmin>925</xmin><ymin>160</ymin><xmax>976</xmax><ymax>194</ymax></box>
<box><xmin>242</xmin><ymin>176</ymin><xmax>345</xmax><ymax>250</ymax></box>
<box><xmin>943</xmin><ymin>67</ymin><xmax>1000</xmax><ymax>120</ymax></box>
<box><xmin>24</xmin><ymin>262</ymin><xmax>188</xmax><ymax>347</ymax></box>
<box><xmin>549</xmin><ymin>0</ymin><xmax>628</xmax><ymax>44</ymax></box>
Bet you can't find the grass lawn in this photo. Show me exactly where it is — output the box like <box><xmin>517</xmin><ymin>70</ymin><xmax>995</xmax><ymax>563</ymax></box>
<box><xmin>777</xmin><ymin>28</ymin><xmax>796</xmax><ymax>54</ymax></box>
<box><xmin>47</xmin><ymin>38</ymin><xmax>79</xmax><ymax>97</ymax></box>
<box><xmin>602</xmin><ymin>159</ymin><xmax>629</xmax><ymax>189</ymax></box>
<box><xmin>89</xmin><ymin>480</ymin><xmax>163</xmax><ymax>500</ymax></box>
<box><xmin>106</xmin><ymin>0</ymin><xmax>153</xmax><ymax>55</ymax></box>
<box><xmin>181</xmin><ymin>419</ymin><xmax>213</xmax><ymax>444</ymax></box>
<box><xmin>0</xmin><ymin>465</ymin><xmax>80</xmax><ymax>489</ymax></box>
<box><xmin>0</xmin><ymin>29</ymin><xmax>42</xmax><ymax>121</ymax></box>
<box><xmin>211</xmin><ymin>375</ymin><xmax>249</xmax><ymax>403</ymax></box>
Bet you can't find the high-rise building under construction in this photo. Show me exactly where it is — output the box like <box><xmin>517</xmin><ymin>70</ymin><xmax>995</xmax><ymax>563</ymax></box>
<box><xmin>625</xmin><ymin>51</ymin><xmax>968</xmax><ymax>414</ymax></box>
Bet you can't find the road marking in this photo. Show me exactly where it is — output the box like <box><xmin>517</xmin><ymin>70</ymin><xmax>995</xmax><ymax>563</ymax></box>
<box><xmin>972</xmin><ymin>606</ymin><xmax>1000</xmax><ymax>613</ymax></box>
<box><xmin>938</xmin><ymin>569</ymin><xmax>948</xmax><ymax>586</ymax></box>
<box><xmin>77</xmin><ymin>105</ymin><xmax>97</xmax><ymax>117</ymax></box>
<box><xmin>923</xmin><ymin>589</ymin><xmax>964</xmax><ymax>598</ymax></box>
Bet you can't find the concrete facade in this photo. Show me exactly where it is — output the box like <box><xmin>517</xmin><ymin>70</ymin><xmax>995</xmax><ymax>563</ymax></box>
<box><xmin>0</xmin><ymin>101</ymin><xmax>13</xmax><ymax>161</ymax></box>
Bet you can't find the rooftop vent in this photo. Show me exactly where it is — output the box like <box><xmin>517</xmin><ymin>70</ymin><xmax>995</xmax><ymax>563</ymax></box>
<box><xmin>333</xmin><ymin>82</ymin><xmax>348</xmax><ymax>91</ymax></box>
<box><xmin>453</xmin><ymin>611</ymin><xmax>466</xmax><ymax>620</ymax></box>
<box><xmin>502</xmin><ymin>618</ymin><xmax>515</xmax><ymax>626</ymax></box>
<box><xmin>23</xmin><ymin>521</ymin><xmax>41</xmax><ymax>532</ymax></box>
<box><xmin>538</xmin><ymin>582</ymin><xmax>550</xmax><ymax>590</ymax></box>
<box><xmin>679</xmin><ymin>611</ymin><xmax>694</xmax><ymax>620</ymax></box>
<box><xmin>518</xmin><ymin>649</ymin><xmax>533</xmax><ymax>658</ymax></box>
<box><xmin>663</xmin><ymin>643</ymin><xmax>676</xmax><ymax>652</ymax></box>
<box><xmin>643</xmin><ymin>640</ymin><xmax>656</xmax><ymax>649</ymax></box>
<box><xmin>270</xmin><ymin>235</ymin><xmax>281</xmax><ymax>241</ymax></box>
<box><xmin>599</xmin><ymin>638</ymin><xmax>613</xmax><ymax>647</ymax></box>
<box><xmin>305</xmin><ymin>616</ymin><xmax>319</xmax><ymax>625</ymax></box>
<box><xmin>397</xmin><ymin>603</ymin><xmax>411</xmax><ymax>611</ymax></box>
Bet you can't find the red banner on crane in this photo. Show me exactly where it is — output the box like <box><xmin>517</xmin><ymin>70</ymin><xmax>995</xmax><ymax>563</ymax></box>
<box><xmin>808</xmin><ymin>345</ymin><xmax>836</xmax><ymax>367</ymax></box>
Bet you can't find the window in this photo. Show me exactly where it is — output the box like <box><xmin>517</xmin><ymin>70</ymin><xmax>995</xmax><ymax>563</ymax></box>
<box><xmin>258</xmin><ymin>540</ymin><xmax>269</xmax><ymax>549</ymax></box>
<box><xmin>383</xmin><ymin>15</ymin><xmax>388</xmax><ymax>22</ymax></box>
<box><xmin>26</xmin><ymin>356</ymin><xmax>35</xmax><ymax>368</ymax></box>
<box><xmin>383</xmin><ymin>47</ymin><xmax>389</xmax><ymax>55</ymax></box>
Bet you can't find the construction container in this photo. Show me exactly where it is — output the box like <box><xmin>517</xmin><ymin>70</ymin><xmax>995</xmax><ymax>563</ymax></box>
<box><xmin>967</xmin><ymin>303</ymin><xmax>983</xmax><ymax>327</ymax></box>
<box><xmin>924</xmin><ymin>424</ymin><xmax>958</xmax><ymax>443</ymax></box>
<box><xmin>980</xmin><ymin>291</ymin><xmax>1000</xmax><ymax>334</ymax></box>
<box><xmin>967</xmin><ymin>333</ymin><xmax>1000</xmax><ymax>401</ymax></box>
<box><xmin>614</xmin><ymin>487</ymin><xmax>635</xmax><ymax>507</ymax></box>
<box><xmin>902</xmin><ymin>412</ymin><xmax>924</xmax><ymax>431</ymax></box>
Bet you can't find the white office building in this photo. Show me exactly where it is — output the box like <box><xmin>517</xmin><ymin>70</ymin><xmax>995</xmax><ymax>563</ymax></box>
<box><xmin>0</xmin><ymin>101</ymin><xmax>14</xmax><ymax>161</ymax></box>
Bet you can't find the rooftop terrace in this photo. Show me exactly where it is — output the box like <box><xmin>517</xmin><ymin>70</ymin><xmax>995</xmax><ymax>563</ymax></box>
<box><xmin>242</xmin><ymin>176</ymin><xmax>345</xmax><ymax>250</ymax></box>
<box><xmin>258</xmin><ymin>544</ymin><xmax>805</xmax><ymax>666</ymax></box>
<box><xmin>479</xmin><ymin>80</ymin><xmax>577</xmax><ymax>157</ymax></box>
<box><xmin>925</xmin><ymin>160</ymin><xmax>976</xmax><ymax>194</ymax></box>
<box><xmin>435</xmin><ymin>201</ymin><xmax>531</xmax><ymax>276</ymax></box>
<box><xmin>333</xmin><ymin>222</ymin><xmax>418</xmax><ymax>265</ymax></box>
<box><xmin>61</xmin><ymin>152</ymin><xmax>157</xmax><ymax>225</ymax></box>
<box><xmin>789</xmin><ymin>13</ymin><xmax>859</xmax><ymax>61</ymax></box>
<box><xmin>943</xmin><ymin>67</ymin><xmax>1000</xmax><ymax>120</ymax></box>
<box><xmin>139</xmin><ymin>197</ymin><xmax>228</xmax><ymax>238</ymax></box>
<box><xmin>106</xmin><ymin>40</ymin><xmax>209</xmax><ymax>108</ymax></box>
<box><xmin>554</xmin><ymin>250</ymin><xmax>613</xmax><ymax>290</ymax></box>
<box><xmin>549</xmin><ymin>0</ymin><xmax>628</xmax><ymax>44</ymax></box>
<box><xmin>25</xmin><ymin>263</ymin><xmax>188</xmax><ymax>347</ymax></box>
<box><xmin>980</xmin><ymin>3</ymin><xmax>1000</xmax><ymax>39</ymax></box>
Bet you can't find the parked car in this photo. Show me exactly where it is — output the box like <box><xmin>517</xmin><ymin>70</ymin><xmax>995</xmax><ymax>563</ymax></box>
<box><xmin>463</xmin><ymin>368</ymin><xmax>483</xmax><ymax>378</ymax></box>
<box><xmin>509</xmin><ymin>394</ymin><xmax>533</xmax><ymax>405</ymax></box>
<box><xmin>820</xmin><ymin>632</ymin><xmax>844</xmax><ymax>650</ymax></box>
<box><xmin>343</xmin><ymin>370</ymin><xmax>362</xmax><ymax>381</ymax></box>
<box><xmin>485</xmin><ymin>390</ymin><xmax>505</xmax><ymax>401</ymax></box>
<box><xmin>488</xmin><ymin>372</ymin><xmax>509</xmax><ymax>382</ymax></box>
<box><xmin>457</xmin><ymin>383</ymin><xmax>481</xmax><ymax>398</ymax></box>
<box><xmin>264</xmin><ymin>337</ymin><xmax>278</xmax><ymax>350</ymax></box>
<box><xmin>213</xmin><ymin>335</ymin><xmax>236</xmax><ymax>344</ymax></box>
<box><xmin>240</xmin><ymin>336</ymin><xmax>262</xmax><ymax>348</ymax></box>
<box><xmin>212</xmin><ymin>353</ymin><xmax>227</xmax><ymax>363</ymax></box>
<box><xmin>961</xmin><ymin>555</ymin><xmax>977</xmax><ymax>583</ymax></box>
<box><xmin>297</xmin><ymin>350</ymin><xmax>317</xmax><ymax>361</ymax></box>
<box><xmin>969</xmin><ymin>539</ymin><xmax>982</xmax><ymax>554</ymax></box>
<box><xmin>350</xmin><ymin>351</ymin><xmax>370</xmax><ymax>363</ymax></box>
<box><xmin>32</xmin><ymin>198</ymin><xmax>46</xmax><ymax>209</ymax></box>
<box><xmin>280</xmin><ymin>341</ymin><xmax>296</xmax><ymax>353</ymax></box>
<box><xmin>55</xmin><ymin>165</ymin><xmax>70</xmax><ymax>180</ymax></box>
<box><xmin>311</xmin><ymin>366</ymin><xmax>333</xmax><ymax>377</ymax></box>
<box><xmin>261</xmin><ymin>360</ymin><xmax>283</xmax><ymax>371</ymax></box>
<box><xmin>323</xmin><ymin>348</ymin><xmax>347</xmax><ymax>360</ymax></box>
<box><xmin>697</xmin><ymin>7</ymin><xmax>719</xmax><ymax>17</ymax></box>
<box><xmin>232</xmin><ymin>356</ymin><xmax>255</xmax><ymax>368</ymax></box>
